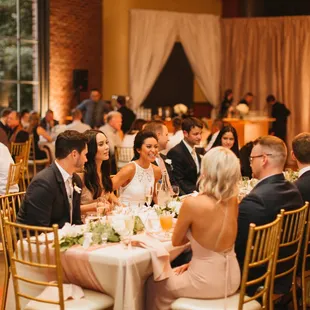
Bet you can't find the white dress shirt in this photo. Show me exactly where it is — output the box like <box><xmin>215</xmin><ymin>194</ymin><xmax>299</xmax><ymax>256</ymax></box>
<box><xmin>205</xmin><ymin>130</ymin><xmax>220</xmax><ymax>151</ymax></box>
<box><xmin>299</xmin><ymin>166</ymin><xmax>310</xmax><ymax>177</ymax></box>
<box><xmin>183</xmin><ymin>139</ymin><xmax>200</xmax><ymax>173</ymax></box>
<box><xmin>0</xmin><ymin>143</ymin><xmax>19</xmax><ymax>195</ymax></box>
<box><xmin>55</xmin><ymin>160</ymin><xmax>73</xmax><ymax>223</ymax></box>
<box><xmin>66</xmin><ymin>120</ymin><xmax>91</xmax><ymax>133</ymax></box>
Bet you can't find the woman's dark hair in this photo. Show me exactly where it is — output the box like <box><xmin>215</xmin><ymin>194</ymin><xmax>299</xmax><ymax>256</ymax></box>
<box><xmin>212</xmin><ymin>125</ymin><xmax>240</xmax><ymax>157</ymax></box>
<box><xmin>83</xmin><ymin>129</ymin><xmax>113</xmax><ymax>199</ymax></box>
<box><xmin>128</xmin><ymin>118</ymin><xmax>147</xmax><ymax>134</ymax></box>
<box><xmin>133</xmin><ymin>130</ymin><xmax>158</xmax><ymax>159</ymax></box>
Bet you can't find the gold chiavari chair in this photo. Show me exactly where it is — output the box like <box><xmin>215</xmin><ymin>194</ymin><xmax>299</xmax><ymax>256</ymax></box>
<box><xmin>3</xmin><ymin>219</ymin><xmax>114</xmax><ymax>310</ymax></box>
<box><xmin>28</xmin><ymin>134</ymin><xmax>50</xmax><ymax>176</ymax></box>
<box><xmin>10</xmin><ymin>139</ymin><xmax>30</xmax><ymax>185</ymax></box>
<box><xmin>270</xmin><ymin>203</ymin><xmax>309</xmax><ymax>310</ymax></box>
<box><xmin>171</xmin><ymin>213</ymin><xmax>283</xmax><ymax>310</ymax></box>
<box><xmin>0</xmin><ymin>192</ymin><xmax>26</xmax><ymax>310</ymax></box>
<box><xmin>301</xmin><ymin>202</ymin><xmax>310</xmax><ymax>310</ymax></box>
<box><xmin>114</xmin><ymin>146</ymin><xmax>134</xmax><ymax>171</ymax></box>
<box><xmin>5</xmin><ymin>160</ymin><xmax>23</xmax><ymax>195</ymax></box>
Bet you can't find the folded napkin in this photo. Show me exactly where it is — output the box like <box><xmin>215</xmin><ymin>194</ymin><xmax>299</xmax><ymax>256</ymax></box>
<box><xmin>130</xmin><ymin>234</ymin><xmax>173</xmax><ymax>281</ymax></box>
<box><xmin>26</xmin><ymin>284</ymin><xmax>84</xmax><ymax>308</ymax></box>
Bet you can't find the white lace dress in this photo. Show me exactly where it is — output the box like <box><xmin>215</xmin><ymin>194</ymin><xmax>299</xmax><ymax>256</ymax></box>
<box><xmin>119</xmin><ymin>161</ymin><xmax>155</xmax><ymax>206</ymax></box>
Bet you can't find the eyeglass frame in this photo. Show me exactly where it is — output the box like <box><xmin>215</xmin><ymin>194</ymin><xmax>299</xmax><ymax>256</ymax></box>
<box><xmin>249</xmin><ymin>153</ymin><xmax>273</xmax><ymax>163</ymax></box>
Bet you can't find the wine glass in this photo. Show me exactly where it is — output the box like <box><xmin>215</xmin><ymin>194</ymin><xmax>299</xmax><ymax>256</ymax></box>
<box><xmin>124</xmin><ymin>215</ymin><xmax>135</xmax><ymax>248</ymax></box>
<box><xmin>171</xmin><ymin>185</ymin><xmax>179</xmax><ymax>199</ymax></box>
<box><xmin>145</xmin><ymin>214</ymin><xmax>161</xmax><ymax>234</ymax></box>
<box><xmin>145</xmin><ymin>186</ymin><xmax>153</xmax><ymax>207</ymax></box>
<box><xmin>159</xmin><ymin>213</ymin><xmax>173</xmax><ymax>238</ymax></box>
<box><xmin>97</xmin><ymin>197</ymin><xmax>109</xmax><ymax>220</ymax></box>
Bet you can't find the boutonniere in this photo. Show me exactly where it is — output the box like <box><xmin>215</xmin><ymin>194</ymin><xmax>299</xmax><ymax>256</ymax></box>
<box><xmin>165</xmin><ymin>159</ymin><xmax>172</xmax><ymax>165</ymax></box>
<box><xmin>73</xmin><ymin>183</ymin><xmax>82</xmax><ymax>194</ymax></box>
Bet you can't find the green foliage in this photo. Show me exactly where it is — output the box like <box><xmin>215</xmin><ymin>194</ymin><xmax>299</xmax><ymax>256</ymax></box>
<box><xmin>133</xmin><ymin>216</ymin><xmax>145</xmax><ymax>235</ymax></box>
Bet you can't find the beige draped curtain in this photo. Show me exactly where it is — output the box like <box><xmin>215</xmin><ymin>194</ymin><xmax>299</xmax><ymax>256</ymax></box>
<box><xmin>129</xmin><ymin>9</ymin><xmax>221</xmax><ymax>110</ymax></box>
<box><xmin>221</xmin><ymin>16</ymin><xmax>310</xmax><ymax>145</ymax></box>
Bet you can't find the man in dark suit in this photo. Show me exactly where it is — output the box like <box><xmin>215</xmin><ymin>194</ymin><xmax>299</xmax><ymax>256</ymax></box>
<box><xmin>167</xmin><ymin>117</ymin><xmax>203</xmax><ymax>195</ymax></box>
<box><xmin>7</xmin><ymin>111</ymin><xmax>29</xmax><ymax>144</ymax></box>
<box><xmin>116</xmin><ymin>95</ymin><xmax>136</xmax><ymax>134</ymax></box>
<box><xmin>40</xmin><ymin>109</ymin><xmax>59</xmax><ymax>133</ymax></box>
<box><xmin>292</xmin><ymin>132</ymin><xmax>310</xmax><ymax>204</ymax></box>
<box><xmin>236</xmin><ymin>135</ymin><xmax>303</xmax><ymax>296</ymax></box>
<box><xmin>17</xmin><ymin>130</ymin><xmax>88</xmax><ymax>228</ymax></box>
<box><xmin>267</xmin><ymin>95</ymin><xmax>291</xmax><ymax>143</ymax></box>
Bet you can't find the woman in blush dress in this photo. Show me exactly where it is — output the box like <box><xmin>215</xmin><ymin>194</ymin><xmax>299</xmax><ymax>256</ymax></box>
<box><xmin>146</xmin><ymin>146</ymin><xmax>241</xmax><ymax>310</ymax></box>
<box><xmin>211</xmin><ymin>125</ymin><xmax>240</xmax><ymax>158</ymax></box>
<box><xmin>78</xmin><ymin>129</ymin><xmax>119</xmax><ymax>214</ymax></box>
<box><xmin>112</xmin><ymin>130</ymin><xmax>161</xmax><ymax>206</ymax></box>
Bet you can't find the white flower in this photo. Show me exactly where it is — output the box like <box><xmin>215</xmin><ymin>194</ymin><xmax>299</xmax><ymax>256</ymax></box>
<box><xmin>165</xmin><ymin>159</ymin><xmax>172</xmax><ymax>165</ymax></box>
<box><xmin>61</xmin><ymin>223</ymin><xmax>84</xmax><ymax>238</ymax></box>
<box><xmin>236</xmin><ymin>104</ymin><xmax>249</xmax><ymax>115</ymax></box>
<box><xmin>174</xmin><ymin>103</ymin><xmax>188</xmax><ymax>115</ymax></box>
<box><xmin>168</xmin><ymin>200</ymin><xmax>182</xmax><ymax>214</ymax></box>
<box><xmin>73</xmin><ymin>183</ymin><xmax>82</xmax><ymax>194</ymax></box>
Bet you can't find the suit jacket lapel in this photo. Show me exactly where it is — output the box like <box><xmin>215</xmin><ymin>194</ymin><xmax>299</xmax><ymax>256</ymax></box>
<box><xmin>180</xmin><ymin>141</ymin><xmax>197</xmax><ymax>170</ymax></box>
<box><xmin>52</xmin><ymin>162</ymin><xmax>70</xmax><ymax>214</ymax></box>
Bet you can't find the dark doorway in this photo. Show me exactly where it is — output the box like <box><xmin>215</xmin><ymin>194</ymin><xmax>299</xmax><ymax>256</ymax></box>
<box><xmin>142</xmin><ymin>42</ymin><xmax>193</xmax><ymax>115</ymax></box>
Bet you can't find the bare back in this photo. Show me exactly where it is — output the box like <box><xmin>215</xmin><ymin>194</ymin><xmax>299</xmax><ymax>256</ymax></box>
<box><xmin>187</xmin><ymin>194</ymin><xmax>238</xmax><ymax>253</ymax></box>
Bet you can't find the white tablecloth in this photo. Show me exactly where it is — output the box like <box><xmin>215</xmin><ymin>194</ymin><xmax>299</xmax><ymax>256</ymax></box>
<box><xmin>6</xmin><ymin>238</ymin><xmax>188</xmax><ymax>310</ymax></box>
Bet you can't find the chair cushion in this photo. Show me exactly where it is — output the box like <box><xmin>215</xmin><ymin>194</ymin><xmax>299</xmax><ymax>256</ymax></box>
<box><xmin>25</xmin><ymin>289</ymin><xmax>114</xmax><ymax>310</ymax></box>
<box><xmin>171</xmin><ymin>293</ymin><xmax>261</xmax><ymax>310</ymax></box>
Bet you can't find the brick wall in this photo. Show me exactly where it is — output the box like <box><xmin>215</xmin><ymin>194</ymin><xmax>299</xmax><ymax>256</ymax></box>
<box><xmin>49</xmin><ymin>0</ymin><xmax>102</xmax><ymax>123</ymax></box>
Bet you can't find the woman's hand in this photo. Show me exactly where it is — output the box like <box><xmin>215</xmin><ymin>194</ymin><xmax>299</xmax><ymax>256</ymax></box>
<box><xmin>173</xmin><ymin>263</ymin><xmax>189</xmax><ymax>275</ymax></box>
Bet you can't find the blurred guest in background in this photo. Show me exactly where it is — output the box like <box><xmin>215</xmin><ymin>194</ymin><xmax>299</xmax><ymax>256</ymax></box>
<box><xmin>163</xmin><ymin>117</ymin><xmax>183</xmax><ymax>155</ymax></box>
<box><xmin>0</xmin><ymin>108</ymin><xmax>11</xmax><ymax>147</ymax></box>
<box><xmin>116</xmin><ymin>95</ymin><xmax>136</xmax><ymax>134</ymax></box>
<box><xmin>40</xmin><ymin>109</ymin><xmax>59</xmax><ymax>134</ymax></box>
<box><xmin>292</xmin><ymin>132</ymin><xmax>310</xmax><ymax>204</ymax></box>
<box><xmin>205</xmin><ymin>119</ymin><xmax>223</xmax><ymax>151</ymax></box>
<box><xmin>77</xmin><ymin>88</ymin><xmax>111</xmax><ymax>128</ymax></box>
<box><xmin>28</xmin><ymin>111</ymin><xmax>52</xmax><ymax>159</ymax></box>
<box><xmin>0</xmin><ymin>142</ymin><xmax>19</xmax><ymax>195</ymax></box>
<box><xmin>267</xmin><ymin>94</ymin><xmax>291</xmax><ymax>143</ymax></box>
<box><xmin>121</xmin><ymin>118</ymin><xmax>147</xmax><ymax>148</ymax></box>
<box><xmin>211</xmin><ymin>125</ymin><xmax>240</xmax><ymax>158</ymax></box>
<box><xmin>239</xmin><ymin>92</ymin><xmax>254</xmax><ymax>107</ymax></box>
<box><xmin>20</xmin><ymin>109</ymin><xmax>30</xmax><ymax>129</ymax></box>
<box><xmin>7</xmin><ymin>111</ymin><xmax>29</xmax><ymax>143</ymax></box>
<box><xmin>66</xmin><ymin>109</ymin><xmax>91</xmax><ymax>133</ymax></box>
<box><xmin>78</xmin><ymin>130</ymin><xmax>118</xmax><ymax>214</ymax></box>
<box><xmin>218</xmin><ymin>89</ymin><xmax>233</xmax><ymax>118</ymax></box>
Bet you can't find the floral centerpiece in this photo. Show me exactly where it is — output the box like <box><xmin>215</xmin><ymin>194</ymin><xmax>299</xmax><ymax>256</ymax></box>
<box><xmin>154</xmin><ymin>199</ymin><xmax>182</xmax><ymax>218</ymax></box>
<box><xmin>173</xmin><ymin>103</ymin><xmax>188</xmax><ymax>116</ymax></box>
<box><xmin>236</xmin><ymin>103</ymin><xmax>249</xmax><ymax>119</ymax></box>
<box><xmin>58</xmin><ymin>216</ymin><xmax>145</xmax><ymax>251</ymax></box>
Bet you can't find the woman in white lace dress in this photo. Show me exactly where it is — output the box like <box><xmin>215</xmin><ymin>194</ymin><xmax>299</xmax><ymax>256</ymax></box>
<box><xmin>112</xmin><ymin>130</ymin><xmax>161</xmax><ymax>205</ymax></box>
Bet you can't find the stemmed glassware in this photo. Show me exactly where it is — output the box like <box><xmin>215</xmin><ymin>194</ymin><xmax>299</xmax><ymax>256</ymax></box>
<box><xmin>145</xmin><ymin>186</ymin><xmax>153</xmax><ymax>207</ymax></box>
<box><xmin>97</xmin><ymin>197</ymin><xmax>109</xmax><ymax>221</ymax></box>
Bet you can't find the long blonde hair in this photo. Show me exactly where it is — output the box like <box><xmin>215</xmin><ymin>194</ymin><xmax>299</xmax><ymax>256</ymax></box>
<box><xmin>198</xmin><ymin>147</ymin><xmax>241</xmax><ymax>202</ymax></box>
<box><xmin>27</xmin><ymin>111</ymin><xmax>40</xmax><ymax>134</ymax></box>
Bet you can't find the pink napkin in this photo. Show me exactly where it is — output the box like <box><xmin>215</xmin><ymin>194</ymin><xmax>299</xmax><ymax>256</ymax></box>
<box><xmin>131</xmin><ymin>234</ymin><xmax>173</xmax><ymax>281</ymax></box>
<box><xmin>26</xmin><ymin>284</ymin><xmax>84</xmax><ymax>308</ymax></box>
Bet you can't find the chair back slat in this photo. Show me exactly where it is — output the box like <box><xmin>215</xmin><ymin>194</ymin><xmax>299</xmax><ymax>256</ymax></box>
<box><xmin>238</xmin><ymin>213</ymin><xmax>283</xmax><ymax>310</ymax></box>
<box><xmin>0</xmin><ymin>192</ymin><xmax>25</xmax><ymax>310</ymax></box>
<box><xmin>3</xmin><ymin>219</ymin><xmax>65</xmax><ymax>310</ymax></box>
<box><xmin>270</xmin><ymin>203</ymin><xmax>309</xmax><ymax>310</ymax></box>
<box><xmin>6</xmin><ymin>160</ymin><xmax>23</xmax><ymax>194</ymax></box>
<box><xmin>115</xmin><ymin>146</ymin><xmax>134</xmax><ymax>171</ymax></box>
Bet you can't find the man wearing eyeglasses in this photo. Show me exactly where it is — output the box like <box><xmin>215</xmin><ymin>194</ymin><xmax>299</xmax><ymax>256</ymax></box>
<box><xmin>235</xmin><ymin>135</ymin><xmax>303</xmax><ymax>298</ymax></box>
